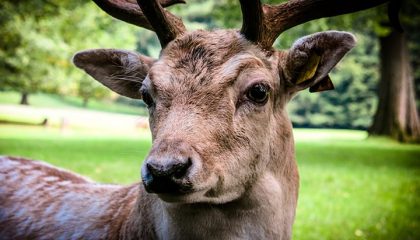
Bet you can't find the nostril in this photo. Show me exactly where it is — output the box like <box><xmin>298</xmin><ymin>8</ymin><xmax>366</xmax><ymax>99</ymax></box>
<box><xmin>146</xmin><ymin>158</ymin><xmax>192</xmax><ymax>179</ymax></box>
<box><xmin>146</xmin><ymin>162</ymin><xmax>163</xmax><ymax>177</ymax></box>
<box><xmin>173</xmin><ymin>158</ymin><xmax>192</xmax><ymax>179</ymax></box>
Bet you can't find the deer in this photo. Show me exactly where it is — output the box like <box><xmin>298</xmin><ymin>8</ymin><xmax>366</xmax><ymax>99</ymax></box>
<box><xmin>0</xmin><ymin>0</ymin><xmax>389</xmax><ymax>239</ymax></box>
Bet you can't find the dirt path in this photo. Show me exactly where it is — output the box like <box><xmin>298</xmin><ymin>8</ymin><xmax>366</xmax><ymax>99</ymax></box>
<box><xmin>0</xmin><ymin>104</ymin><xmax>149</xmax><ymax>131</ymax></box>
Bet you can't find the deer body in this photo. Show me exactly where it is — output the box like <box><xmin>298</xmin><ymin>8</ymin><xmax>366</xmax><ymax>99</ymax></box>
<box><xmin>0</xmin><ymin>157</ymin><xmax>138</xmax><ymax>239</ymax></box>
<box><xmin>1</xmin><ymin>118</ymin><xmax>297</xmax><ymax>239</ymax></box>
<box><xmin>0</xmin><ymin>0</ymin><xmax>387</xmax><ymax>238</ymax></box>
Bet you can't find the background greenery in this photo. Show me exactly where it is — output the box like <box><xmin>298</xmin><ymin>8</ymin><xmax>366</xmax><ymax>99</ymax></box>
<box><xmin>1</xmin><ymin>0</ymin><xmax>418</xmax><ymax>129</ymax></box>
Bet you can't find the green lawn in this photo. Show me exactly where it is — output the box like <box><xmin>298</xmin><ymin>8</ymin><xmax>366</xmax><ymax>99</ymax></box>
<box><xmin>0</xmin><ymin>125</ymin><xmax>418</xmax><ymax>240</ymax></box>
<box><xmin>0</xmin><ymin>91</ymin><xmax>147</xmax><ymax>116</ymax></box>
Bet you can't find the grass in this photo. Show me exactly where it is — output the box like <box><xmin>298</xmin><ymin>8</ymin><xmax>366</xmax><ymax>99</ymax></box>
<box><xmin>0</xmin><ymin>124</ymin><xmax>419</xmax><ymax>240</ymax></box>
<box><xmin>0</xmin><ymin>91</ymin><xmax>147</xmax><ymax>116</ymax></box>
<box><xmin>294</xmin><ymin>136</ymin><xmax>419</xmax><ymax>240</ymax></box>
<box><xmin>0</xmin><ymin>125</ymin><xmax>151</xmax><ymax>183</ymax></box>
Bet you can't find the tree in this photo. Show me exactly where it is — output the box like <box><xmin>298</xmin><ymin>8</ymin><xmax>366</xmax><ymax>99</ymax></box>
<box><xmin>369</xmin><ymin>30</ymin><xmax>420</xmax><ymax>142</ymax></box>
<box><xmin>43</xmin><ymin>2</ymin><xmax>139</xmax><ymax>106</ymax></box>
<box><xmin>0</xmin><ymin>0</ymin><xmax>85</xmax><ymax>104</ymax></box>
<box><xmin>368</xmin><ymin>0</ymin><xmax>420</xmax><ymax>142</ymax></box>
<box><xmin>0</xmin><ymin>0</ymin><xmax>139</xmax><ymax>106</ymax></box>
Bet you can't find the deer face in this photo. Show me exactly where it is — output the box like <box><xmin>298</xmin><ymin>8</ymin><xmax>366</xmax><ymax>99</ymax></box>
<box><xmin>140</xmin><ymin>30</ymin><xmax>280</xmax><ymax>203</ymax></box>
<box><xmin>73</xmin><ymin>29</ymin><xmax>355</xmax><ymax>204</ymax></box>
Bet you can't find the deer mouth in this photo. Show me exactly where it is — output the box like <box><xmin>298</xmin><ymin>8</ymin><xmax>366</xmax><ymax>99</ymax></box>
<box><xmin>142</xmin><ymin>167</ymin><xmax>222</xmax><ymax>203</ymax></box>
<box><xmin>142</xmin><ymin>176</ymin><xmax>215</xmax><ymax>203</ymax></box>
<box><xmin>150</xmin><ymin>173</ymin><xmax>238</xmax><ymax>204</ymax></box>
<box><xmin>142</xmin><ymin>176</ymin><xmax>193</xmax><ymax>195</ymax></box>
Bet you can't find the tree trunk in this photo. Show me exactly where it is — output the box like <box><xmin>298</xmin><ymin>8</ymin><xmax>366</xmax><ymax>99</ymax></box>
<box><xmin>82</xmin><ymin>97</ymin><xmax>89</xmax><ymax>108</ymax></box>
<box><xmin>20</xmin><ymin>92</ymin><xmax>29</xmax><ymax>105</ymax></box>
<box><xmin>369</xmin><ymin>29</ymin><xmax>420</xmax><ymax>142</ymax></box>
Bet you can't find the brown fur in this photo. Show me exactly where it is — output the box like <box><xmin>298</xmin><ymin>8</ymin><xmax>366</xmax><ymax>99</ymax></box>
<box><xmin>0</xmin><ymin>156</ymin><xmax>140</xmax><ymax>239</ymax></box>
<box><xmin>1</xmin><ymin>29</ymin><xmax>355</xmax><ymax>239</ymax></box>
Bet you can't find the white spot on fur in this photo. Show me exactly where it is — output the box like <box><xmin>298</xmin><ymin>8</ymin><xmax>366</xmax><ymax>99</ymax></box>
<box><xmin>44</xmin><ymin>176</ymin><xmax>59</xmax><ymax>182</ymax></box>
<box><xmin>21</xmin><ymin>172</ymin><xmax>42</xmax><ymax>186</ymax></box>
<box><xmin>58</xmin><ymin>181</ymin><xmax>72</xmax><ymax>186</ymax></box>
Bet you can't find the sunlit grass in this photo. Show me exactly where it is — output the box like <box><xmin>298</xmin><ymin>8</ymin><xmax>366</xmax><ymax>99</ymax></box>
<box><xmin>293</xmin><ymin>131</ymin><xmax>419</xmax><ymax>240</ymax></box>
<box><xmin>0</xmin><ymin>125</ymin><xmax>418</xmax><ymax>239</ymax></box>
<box><xmin>0</xmin><ymin>125</ymin><xmax>151</xmax><ymax>183</ymax></box>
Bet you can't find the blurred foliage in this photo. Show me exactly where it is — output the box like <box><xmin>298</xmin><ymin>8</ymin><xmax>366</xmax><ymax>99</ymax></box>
<box><xmin>0</xmin><ymin>1</ymin><xmax>84</xmax><ymax>96</ymax></box>
<box><xmin>0</xmin><ymin>0</ymin><xmax>419</xmax><ymax>128</ymax></box>
<box><xmin>0</xmin><ymin>0</ymin><xmax>139</xmax><ymax>106</ymax></box>
<box><xmin>287</xmin><ymin>31</ymin><xmax>380</xmax><ymax>129</ymax></box>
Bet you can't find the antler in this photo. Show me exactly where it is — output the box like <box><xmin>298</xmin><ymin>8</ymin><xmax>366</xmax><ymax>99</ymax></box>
<box><xmin>92</xmin><ymin>0</ymin><xmax>186</xmax><ymax>47</ymax></box>
<box><xmin>240</xmin><ymin>0</ymin><xmax>390</xmax><ymax>49</ymax></box>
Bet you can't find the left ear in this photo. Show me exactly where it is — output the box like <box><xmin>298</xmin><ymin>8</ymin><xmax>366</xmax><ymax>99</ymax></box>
<box><xmin>73</xmin><ymin>49</ymin><xmax>155</xmax><ymax>99</ymax></box>
<box><xmin>280</xmin><ymin>31</ymin><xmax>356</xmax><ymax>93</ymax></box>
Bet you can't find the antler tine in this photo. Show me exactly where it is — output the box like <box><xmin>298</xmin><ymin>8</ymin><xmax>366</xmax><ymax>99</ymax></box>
<box><xmin>93</xmin><ymin>0</ymin><xmax>186</xmax><ymax>47</ymax></box>
<box><xmin>263</xmin><ymin>0</ymin><xmax>390</xmax><ymax>47</ymax></box>
<box><xmin>137</xmin><ymin>0</ymin><xmax>186</xmax><ymax>47</ymax></box>
<box><xmin>239</xmin><ymin>0</ymin><xmax>390</xmax><ymax>50</ymax></box>
<box><xmin>239</xmin><ymin>0</ymin><xmax>264</xmax><ymax>44</ymax></box>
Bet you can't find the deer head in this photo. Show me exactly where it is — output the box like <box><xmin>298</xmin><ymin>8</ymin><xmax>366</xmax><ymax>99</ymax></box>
<box><xmin>72</xmin><ymin>0</ymin><xmax>383</xmax><ymax>204</ymax></box>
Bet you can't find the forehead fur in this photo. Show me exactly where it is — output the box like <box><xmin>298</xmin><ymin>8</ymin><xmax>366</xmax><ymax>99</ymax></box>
<box><xmin>163</xmin><ymin>30</ymin><xmax>249</xmax><ymax>67</ymax></box>
<box><xmin>149</xmin><ymin>30</ymin><xmax>272</xmax><ymax>91</ymax></box>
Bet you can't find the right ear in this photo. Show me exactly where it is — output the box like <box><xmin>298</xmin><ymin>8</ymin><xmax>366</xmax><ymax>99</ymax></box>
<box><xmin>72</xmin><ymin>49</ymin><xmax>155</xmax><ymax>99</ymax></box>
<box><xmin>280</xmin><ymin>31</ymin><xmax>356</xmax><ymax>94</ymax></box>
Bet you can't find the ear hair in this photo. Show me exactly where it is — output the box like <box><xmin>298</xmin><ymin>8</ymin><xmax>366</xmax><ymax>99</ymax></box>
<box><xmin>283</xmin><ymin>31</ymin><xmax>356</xmax><ymax>93</ymax></box>
<box><xmin>73</xmin><ymin>49</ymin><xmax>155</xmax><ymax>99</ymax></box>
<box><xmin>295</xmin><ymin>54</ymin><xmax>321</xmax><ymax>84</ymax></box>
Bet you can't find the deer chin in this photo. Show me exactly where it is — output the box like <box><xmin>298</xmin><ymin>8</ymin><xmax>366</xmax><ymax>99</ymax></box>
<box><xmin>156</xmin><ymin>190</ymin><xmax>208</xmax><ymax>204</ymax></box>
<box><xmin>155</xmin><ymin>174</ymin><xmax>244</xmax><ymax>205</ymax></box>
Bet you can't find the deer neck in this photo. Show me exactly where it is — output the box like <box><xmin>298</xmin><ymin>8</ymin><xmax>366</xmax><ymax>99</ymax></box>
<box><xmin>123</xmin><ymin>116</ymin><xmax>299</xmax><ymax>240</ymax></box>
<box><xmin>149</xmin><ymin>173</ymin><xmax>297</xmax><ymax>239</ymax></box>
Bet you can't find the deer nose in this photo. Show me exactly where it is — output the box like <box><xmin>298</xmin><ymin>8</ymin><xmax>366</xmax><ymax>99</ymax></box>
<box><xmin>142</xmin><ymin>157</ymin><xmax>193</xmax><ymax>194</ymax></box>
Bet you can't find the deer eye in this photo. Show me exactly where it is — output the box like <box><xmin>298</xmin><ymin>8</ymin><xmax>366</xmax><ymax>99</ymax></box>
<box><xmin>140</xmin><ymin>88</ymin><xmax>154</xmax><ymax>108</ymax></box>
<box><xmin>246</xmin><ymin>83</ymin><xmax>269</xmax><ymax>104</ymax></box>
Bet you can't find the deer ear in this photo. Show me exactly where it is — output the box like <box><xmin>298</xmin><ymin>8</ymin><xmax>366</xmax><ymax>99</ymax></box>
<box><xmin>282</xmin><ymin>31</ymin><xmax>356</xmax><ymax>93</ymax></box>
<box><xmin>73</xmin><ymin>49</ymin><xmax>155</xmax><ymax>99</ymax></box>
